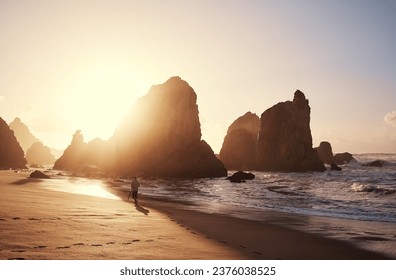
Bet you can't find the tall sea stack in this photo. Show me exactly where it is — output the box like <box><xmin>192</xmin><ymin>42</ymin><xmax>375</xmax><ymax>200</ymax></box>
<box><xmin>256</xmin><ymin>90</ymin><xmax>325</xmax><ymax>172</ymax></box>
<box><xmin>106</xmin><ymin>76</ymin><xmax>226</xmax><ymax>178</ymax></box>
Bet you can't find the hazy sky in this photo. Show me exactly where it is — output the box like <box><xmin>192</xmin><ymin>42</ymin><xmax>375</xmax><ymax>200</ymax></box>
<box><xmin>1</xmin><ymin>0</ymin><xmax>395</xmax><ymax>153</ymax></box>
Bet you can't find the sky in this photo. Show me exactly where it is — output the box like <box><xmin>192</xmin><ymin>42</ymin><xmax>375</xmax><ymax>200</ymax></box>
<box><xmin>0</xmin><ymin>0</ymin><xmax>395</xmax><ymax>154</ymax></box>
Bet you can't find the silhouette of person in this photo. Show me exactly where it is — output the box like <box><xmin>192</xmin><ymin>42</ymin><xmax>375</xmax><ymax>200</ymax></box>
<box><xmin>130</xmin><ymin>177</ymin><xmax>140</xmax><ymax>204</ymax></box>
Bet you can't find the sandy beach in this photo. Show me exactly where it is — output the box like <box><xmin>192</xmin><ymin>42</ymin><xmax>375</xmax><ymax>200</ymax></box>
<box><xmin>0</xmin><ymin>170</ymin><xmax>391</xmax><ymax>260</ymax></box>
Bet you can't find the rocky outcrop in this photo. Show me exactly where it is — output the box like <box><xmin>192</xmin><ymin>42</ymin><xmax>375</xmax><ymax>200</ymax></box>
<box><xmin>226</xmin><ymin>171</ymin><xmax>255</xmax><ymax>183</ymax></box>
<box><xmin>82</xmin><ymin>76</ymin><xmax>226</xmax><ymax>178</ymax></box>
<box><xmin>219</xmin><ymin>112</ymin><xmax>260</xmax><ymax>170</ymax></box>
<box><xmin>29</xmin><ymin>170</ymin><xmax>50</xmax><ymax>179</ymax></box>
<box><xmin>0</xmin><ymin>117</ymin><xmax>27</xmax><ymax>169</ymax></box>
<box><xmin>53</xmin><ymin>130</ymin><xmax>88</xmax><ymax>170</ymax></box>
<box><xmin>334</xmin><ymin>152</ymin><xmax>355</xmax><ymax>165</ymax></box>
<box><xmin>363</xmin><ymin>160</ymin><xmax>386</xmax><ymax>167</ymax></box>
<box><xmin>256</xmin><ymin>90</ymin><xmax>325</xmax><ymax>172</ymax></box>
<box><xmin>9</xmin><ymin>118</ymin><xmax>40</xmax><ymax>154</ymax></box>
<box><xmin>315</xmin><ymin>141</ymin><xmax>335</xmax><ymax>164</ymax></box>
<box><xmin>26</xmin><ymin>142</ymin><xmax>56</xmax><ymax>166</ymax></box>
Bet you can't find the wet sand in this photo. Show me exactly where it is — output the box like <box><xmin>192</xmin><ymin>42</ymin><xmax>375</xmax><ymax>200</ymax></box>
<box><xmin>0</xmin><ymin>170</ymin><xmax>391</xmax><ymax>260</ymax></box>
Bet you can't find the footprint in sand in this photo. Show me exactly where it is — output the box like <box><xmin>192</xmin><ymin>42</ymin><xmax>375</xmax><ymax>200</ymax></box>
<box><xmin>11</xmin><ymin>249</ymin><xmax>25</xmax><ymax>252</ymax></box>
<box><xmin>351</xmin><ymin>236</ymin><xmax>391</xmax><ymax>241</ymax></box>
<box><xmin>145</xmin><ymin>239</ymin><xmax>154</xmax><ymax>243</ymax></box>
<box><xmin>56</xmin><ymin>246</ymin><xmax>71</xmax><ymax>249</ymax></box>
<box><xmin>239</xmin><ymin>245</ymin><xmax>246</xmax><ymax>249</ymax></box>
<box><xmin>106</xmin><ymin>242</ymin><xmax>116</xmax><ymax>245</ymax></box>
<box><xmin>218</xmin><ymin>240</ymin><xmax>228</xmax><ymax>244</ymax></box>
<box><xmin>122</xmin><ymin>242</ymin><xmax>133</xmax><ymax>245</ymax></box>
<box><xmin>28</xmin><ymin>218</ymin><xmax>41</xmax><ymax>221</ymax></box>
<box><xmin>91</xmin><ymin>244</ymin><xmax>103</xmax><ymax>247</ymax></box>
<box><xmin>253</xmin><ymin>251</ymin><xmax>263</xmax><ymax>255</ymax></box>
<box><xmin>73</xmin><ymin>243</ymin><xmax>85</xmax><ymax>246</ymax></box>
<box><xmin>8</xmin><ymin>258</ymin><xmax>25</xmax><ymax>260</ymax></box>
<box><xmin>12</xmin><ymin>217</ymin><xmax>21</xmax><ymax>220</ymax></box>
<box><xmin>132</xmin><ymin>239</ymin><xmax>140</xmax><ymax>242</ymax></box>
<box><xmin>33</xmin><ymin>246</ymin><xmax>47</xmax><ymax>249</ymax></box>
<box><xmin>0</xmin><ymin>218</ymin><xmax>6</xmax><ymax>221</ymax></box>
<box><xmin>191</xmin><ymin>232</ymin><xmax>197</xmax><ymax>235</ymax></box>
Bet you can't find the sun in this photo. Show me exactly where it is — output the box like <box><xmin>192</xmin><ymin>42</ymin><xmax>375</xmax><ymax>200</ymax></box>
<box><xmin>61</xmin><ymin>61</ymin><xmax>151</xmax><ymax>142</ymax></box>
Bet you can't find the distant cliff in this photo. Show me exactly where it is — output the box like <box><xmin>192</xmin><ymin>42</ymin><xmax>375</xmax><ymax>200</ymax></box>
<box><xmin>256</xmin><ymin>90</ymin><xmax>325</xmax><ymax>172</ymax></box>
<box><xmin>26</xmin><ymin>142</ymin><xmax>56</xmax><ymax>166</ymax></box>
<box><xmin>219</xmin><ymin>112</ymin><xmax>260</xmax><ymax>170</ymax></box>
<box><xmin>53</xmin><ymin>130</ymin><xmax>88</xmax><ymax>170</ymax></box>
<box><xmin>9</xmin><ymin>117</ymin><xmax>40</xmax><ymax>154</ymax></box>
<box><xmin>0</xmin><ymin>117</ymin><xmax>27</xmax><ymax>169</ymax></box>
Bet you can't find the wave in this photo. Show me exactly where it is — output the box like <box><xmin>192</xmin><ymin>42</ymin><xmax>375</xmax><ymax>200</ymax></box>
<box><xmin>350</xmin><ymin>183</ymin><xmax>395</xmax><ymax>195</ymax></box>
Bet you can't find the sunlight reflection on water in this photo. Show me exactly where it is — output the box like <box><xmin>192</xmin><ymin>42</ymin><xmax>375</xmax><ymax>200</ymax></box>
<box><xmin>42</xmin><ymin>178</ymin><xmax>120</xmax><ymax>200</ymax></box>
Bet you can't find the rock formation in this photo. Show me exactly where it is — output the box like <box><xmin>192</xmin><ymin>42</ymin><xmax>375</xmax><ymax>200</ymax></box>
<box><xmin>9</xmin><ymin>117</ymin><xmax>40</xmax><ymax>154</ymax></box>
<box><xmin>54</xmin><ymin>77</ymin><xmax>227</xmax><ymax>178</ymax></box>
<box><xmin>29</xmin><ymin>170</ymin><xmax>50</xmax><ymax>179</ymax></box>
<box><xmin>0</xmin><ymin>117</ymin><xmax>27</xmax><ymax>169</ymax></box>
<box><xmin>106</xmin><ymin>76</ymin><xmax>226</xmax><ymax>178</ymax></box>
<box><xmin>363</xmin><ymin>160</ymin><xmax>386</xmax><ymax>167</ymax></box>
<box><xmin>256</xmin><ymin>90</ymin><xmax>325</xmax><ymax>172</ymax></box>
<box><xmin>226</xmin><ymin>171</ymin><xmax>255</xmax><ymax>183</ymax></box>
<box><xmin>315</xmin><ymin>141</ymin><xmax>335</xmax><ymax>164</ymax></box>
<box><xmin>334</xmin><ymin>152</ymin><xmax>355</xmax><ymax>165</ymax></box>
<box><xmin>53</xmin><ymin>130</ymin><xmax>88</xmax><ymax>170</ymax></box>
<box><xmin>219</xmin><ymin>112</ymin><xmax>260</xmax><ymax>171</ymax></box>
<box><xmin>26</xmin><ymin>142</ymin><xmax>56</xmax><ymax>166</ymax></box>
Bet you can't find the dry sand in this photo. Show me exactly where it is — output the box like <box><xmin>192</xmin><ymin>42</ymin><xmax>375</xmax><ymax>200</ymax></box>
<box><xmin>0</xmin><ymin>170</ymin><xmax>390</xmax><ymax>260</ymax></box>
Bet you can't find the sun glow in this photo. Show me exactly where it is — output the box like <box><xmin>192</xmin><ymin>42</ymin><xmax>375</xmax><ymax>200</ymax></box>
<box><xmin>60</xmin><ymin>61</ymin><xmax>151</xmax><ymax>142</ymax></box>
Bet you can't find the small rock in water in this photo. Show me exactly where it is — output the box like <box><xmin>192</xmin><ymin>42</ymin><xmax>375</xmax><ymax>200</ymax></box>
<box><xmin>226</xmin><ymin>171</ymin><xmax>255</xmax><ymax>183</ymax></box>
<box><xmin>29</xmin><ymin>170</ymin><xmax>50</xmax><ymax>179</ymax></box>
<box><xmin>363</xmin><ymin>160</ymin><xmax>386</xmax><ymax>167</ymax></box>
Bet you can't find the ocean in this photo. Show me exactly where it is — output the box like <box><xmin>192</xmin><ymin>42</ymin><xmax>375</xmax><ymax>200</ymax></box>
<box><xmin>138</xmin><ymin>153</ymin><xmax>396</xmax><ymax>223</ymax></box>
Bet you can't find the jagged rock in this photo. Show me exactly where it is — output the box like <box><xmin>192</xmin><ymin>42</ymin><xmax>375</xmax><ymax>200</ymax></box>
<box><xmin>115</xmin><ymin>76</ymin><xmax>226</xmax><ymax>178</ymax></box>
<box><xmin>219</xmin><ymin>112</ymin><xmax>260</xmax><ymax>170</ymax></box>
<box><xmin>334</xmin><ymin>152</ymin><xmax>355</xmax><ymax>165</ymax></box>
<box><xmin>256</xmin><ymin>90</ymin><xmax>325</xmax><ymax>172</ymax></box>
<box><xmin>9</xmin><ymin>117</ymin><xmax>40</xmax><ymax>154</ymax></box>
<box><xmin>363</xmin><ymin>160</ymin><xmax>386</xmax><ymax>167</ymax></box>
<box><xmin>226</xmin><ymin>171</ymin><xmax>255</xmax><ymax>183</ymax></box>
<box><xmin>29</xmin><ymin>170</ymin><xmax>50</xmax><ymax>179</ymax></box>
<box><xmin>0</xmin><ymin>117</ymin><xmax>27</xmax><ymax>169</ymax></box>
<box><xmin>315</xmin><ymin>141</ymin><xmax>335</xmax><ymax>164</ymax></box>
<box><xmin>53</xmin><ymin>130</ymin><xmax>88</xmax><ymax>170</ymax></box>
<box><xmin>26</xmin><ymin>142</ymin><xmax>56</xmax><ymax>165</ymax></box>
<box><xmin>66</xmin><ymin>76</ymin><xmax>227</xmax><ymax>178</ymax></box>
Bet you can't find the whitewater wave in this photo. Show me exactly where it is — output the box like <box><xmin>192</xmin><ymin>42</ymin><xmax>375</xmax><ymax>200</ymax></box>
<box><xmin>351</xmin><ymin>183</ymin><xmax>395</xmax><ymax>195</ymax></box>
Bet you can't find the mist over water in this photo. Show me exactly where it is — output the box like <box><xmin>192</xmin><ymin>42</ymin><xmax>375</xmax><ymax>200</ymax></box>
<box><xmin>137</xmin><ymin>154</ymin><xmax>396</xmax><ymax>223</ymax></box>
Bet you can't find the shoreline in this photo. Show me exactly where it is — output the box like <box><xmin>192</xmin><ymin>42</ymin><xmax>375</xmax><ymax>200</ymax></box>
<box><xmin>1</xmin><ymin>170</ymin><xmax>393</xmax><ymax>259</ymax></box>
<box><xmin>106</xmin><ymin>179</ymin><xmax>393</xmax><ymax>259</ymax></box>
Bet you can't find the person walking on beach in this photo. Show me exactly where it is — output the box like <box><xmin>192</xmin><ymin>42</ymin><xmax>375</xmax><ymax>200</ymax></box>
<box><xmin>130</xmin><ymin>177</ymin><xmax>140</xmax><ymax>204</ymax></box>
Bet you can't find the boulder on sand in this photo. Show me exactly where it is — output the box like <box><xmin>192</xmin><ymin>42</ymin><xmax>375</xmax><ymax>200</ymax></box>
<box><xmin>29</xmin><ymin>170</ymin><xmax>50</xmax><ymax>179</ymax></box>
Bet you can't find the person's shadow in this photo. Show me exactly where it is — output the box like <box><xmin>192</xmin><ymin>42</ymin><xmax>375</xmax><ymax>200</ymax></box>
<box><xmin>135</xmin><ymin>203</ymin><xmax>150</xmax><ymax>215</ymax></box>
